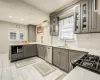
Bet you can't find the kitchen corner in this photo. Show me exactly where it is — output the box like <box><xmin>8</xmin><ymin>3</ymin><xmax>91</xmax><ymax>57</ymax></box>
<box><xmin>63</xmin><ymin>66</ymin><xmax>100</xmax><ymax>80</ymax></box>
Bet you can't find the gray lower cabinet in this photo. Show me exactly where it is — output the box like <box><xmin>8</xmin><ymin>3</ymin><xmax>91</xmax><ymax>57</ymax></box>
<box><xmin>10</xmin><ymin>44</ymin><xmax>37</xmax><ymax>62</ymax></box>
<box><xmin>68</xmin><ymin>50</ymin><xmax>87</xmax><ymax>71</ymax></box>
<box><xmin>59</xmin><ymin>49</ymin><xmax>69</xmax><ymax>72</ymax></box>
<box><xmin>53</xmin><ymin>47</ymin><xmax>69</xmax><ymax>72</ymax></box>
<box><xmin>17</xmin><ymin>53</ymin><xmax>24</xmax><ymax>60</ymax></box>
<box><xmin>37</xmin><ymin>44</ymin><xmax>46</xmax><ymax>60</ymax></box>
<box><xmin>52</xmin><ymin>48</ymin><xmax>60</xmax><ymax>67</ymax></box>
<box><xmin>11</xmin><ymin>54</ymin><xmax>18</xmax><ymax>61</ymax></box>
<box><xmin>24</xmin><ymin>44</ymin><xmax>37</xmax><ymax>58</ymax></box>
<box><xmin>53</xmin><ymin>47</ymin><xmax>88</xmax><ymax>73</ymax></box>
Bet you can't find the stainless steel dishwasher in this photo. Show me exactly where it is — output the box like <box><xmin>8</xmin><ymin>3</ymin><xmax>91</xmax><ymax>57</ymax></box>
<box><xmin>45</xmin><ymin>46</ymin><xmax>52</xmax><ymax>64</ymax></box>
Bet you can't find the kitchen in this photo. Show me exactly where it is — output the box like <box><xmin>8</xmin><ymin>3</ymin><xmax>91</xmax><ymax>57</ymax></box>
<box><xmin>0</xmin><ymin>0</ymin><xmax>100</xmax><ymax>80</ymax></box>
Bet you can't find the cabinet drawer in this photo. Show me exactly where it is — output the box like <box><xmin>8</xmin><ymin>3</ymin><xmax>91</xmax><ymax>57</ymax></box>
<box><xmin>53</xmin><ymin>47</ymin><xmax>61</xmax><ymax>53</ymax></box>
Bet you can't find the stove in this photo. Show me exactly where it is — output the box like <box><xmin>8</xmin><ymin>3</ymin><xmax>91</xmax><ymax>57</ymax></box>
<box><xmin>72</xmin><ymin>54</ymin><xmax>100</xmax><ymax>74</ymax></box>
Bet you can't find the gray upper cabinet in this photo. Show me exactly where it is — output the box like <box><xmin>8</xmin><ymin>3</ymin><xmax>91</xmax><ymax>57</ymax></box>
<box><xmin>28</xmin><ymin>25</ymin><xmax>36</xmax><ymax>42</ymax></box>
<box><xmin>89</xmin><ymin>0</ymin><xmax>100</xmax><ymax>32</ymax></box>
<box><xmin>50</xmin><ymin>13</ymin><xmax>59</xmax><ymax>36</ymax></box>
<box><xmin>68</xmin><ymin>50</ymin><xmax>87</xmax><ymax>71</ymax></box>
<box><xmin>50</xmin><ymin>0</ymin><xmax>99</xmax><ymax>34</ymax></box>
<box><xmin>52</xmin><ymin>47</ymin><xmax>69</xmax><ymax>72</ymax></box>
<box><xmin>24</xmin><ymin>44</ymin><xmax>37</xmax><ymax>58</ymax></box>
<box><xmin>37</xmin><ymin>44</ymin><xmax>46</xmax><ymax>60</ymax></box>
<box><xmin>74</xmin><ymin>4</ymin><xmax>81</xmax><ymax>33</ymax></box>
<box><xmin>75</xmin><ymin>0</ymin><xmax>100</xmax><ymax>33</ymax></box>
<box><xmin>80</xmin><ymin>0</ymin><xmax>89</xmax><ymax>33</ymax></box>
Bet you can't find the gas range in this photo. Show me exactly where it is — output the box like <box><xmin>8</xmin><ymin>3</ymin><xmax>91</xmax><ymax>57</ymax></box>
<box><xmin>72</xmin><ymin>54</ymin><xmax>100</xmax><ymax>75</ymax></box>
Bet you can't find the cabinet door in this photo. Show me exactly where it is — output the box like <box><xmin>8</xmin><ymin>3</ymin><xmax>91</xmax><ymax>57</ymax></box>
<box><xmin>33</xmin><ymin>44</ymin><xmax>37</xmax><ymax>56</ymax></box>
<box><xmin>17</xmin><ymin>53</ymin><xmax>24</xmax><ymax>60</ymax></box>
<box><xmin>24</xmin><ymin>45</ymin><xmax>34</xmax><ymax>58</ymax></box>
<box><xmin>50</xmin><ymin>14</ymin><xmax>59</xmax><ymax>36</ymax></box>
<box><xmin>11</xmin><ymin>54</ymin><xmax>18</xmax><ymax>62</ymax></box>
<box><xmin>28</xmin><ymin>25</ymin><xmax>36</xmax><ymax>42</ymax></box>
<box><xmin>59</xmin><ymin>49</ymin><xmax>69</xmax><ymax>73</ymax></box>
<box><xmin>74</xmin><ymin>4</ymin><xmax>81</xmax><ymax>33</ymax></box>
<box><xmin>52</xmin><ymin>47</ymin><xmax>60</xmax><ymax>67</ymax></box>
<box><xmin>69</xmin><ymin>50</ymin><xmax>87</xmax><ymax>71</ymax></box>
<box><xmin>37</xmin><ymin>45</ymin><xmax>46</xmax><ymax>59</ymax></box>
<box><xmin>89</xmin><ymin>0</ymin><xmax>100</xmax><ymax>32</ymax></box>
<box><xmin>81</xmin><ymin>0</ymin><xmax>89</xmax><ymax>33</ymax></box>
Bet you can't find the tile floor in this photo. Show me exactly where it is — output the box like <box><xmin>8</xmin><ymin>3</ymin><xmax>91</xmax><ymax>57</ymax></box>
<box><xmin>0</xmin><ymin>54</ymin><xmax>67</xmax><ymax>80</ymax></box>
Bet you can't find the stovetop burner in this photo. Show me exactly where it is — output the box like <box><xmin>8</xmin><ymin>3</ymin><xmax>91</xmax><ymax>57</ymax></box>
<box><xmin>72</xmin><ymin>54</ymin><xmax>100</xmax><ymax>75</ymax></box>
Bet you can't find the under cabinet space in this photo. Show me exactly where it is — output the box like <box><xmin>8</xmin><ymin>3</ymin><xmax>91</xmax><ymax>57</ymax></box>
<box><xmin>11</xmin><ymin>45</ymin><xmax>24</xmax><ymax>54</ymax></box>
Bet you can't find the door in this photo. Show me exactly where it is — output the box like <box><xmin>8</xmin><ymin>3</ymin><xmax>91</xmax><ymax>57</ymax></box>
<box><xmin>81</xmin><ymin>0</ymin><xmax>89</xmax><ymax>33</ymax></box>
<box><xmin>11</xmin><ymin>54</ymin><xmax>18</xmax><ymax>62</ymax></box>
<box><xmin>24</xmin><ymin>44</ymin><xmax>34</xmax><ymax>58</ymax></box>
<box><xmin>17</xmin><ymin>53</ymin><xmax>24</xmax><ymax>60</ymax></box>
<box><xmin>33</xmin><ymin>44</ymin><xmax>37</xmax><ymax>56</ymax></box>
<box><xmin>60</xmin><ymin>49</ymin><xmax>69</xmax><ymax>72</ymax></box>
<box><xmin>89</xmin><ymin>0</ymin><xmax>99</xmax><ymax>32</ymax></box>
<box><xmin>37</xmin><ymin>45</ymin><xmax>46</xmax><ymax>59</ymax></box>
<box><xmin>52</xmin><ymin>47</ymin><xmax>60</xmax><ymax>67</ymax></box>
<box><xmin>74</xmin><ymin>4</ymin><xmax>81</xmax><ymax>33</ymax></box>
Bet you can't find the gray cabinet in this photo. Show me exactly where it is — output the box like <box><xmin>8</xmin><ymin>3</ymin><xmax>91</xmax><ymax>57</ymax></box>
<box><xmin>24</xmin><ymin>44</ymin><xmax>37</xmax><ymax>58</ymax></box>
<box><xmin>50</xmin><ymin>13</ymin><xmax>59</xmax><ymax>36</ymax></box>
<box><xmin>52</xmin><ymin>48</ymin><xmax>60</xmax><ymax>67</ymax></box>
<box><xmin>10</xmin><ymin>44</ymin><xmax>37</xmax><ymax>62</ymax></box>
<box><xmin>17</xmin><ymin>53</ymin><xmax>24</xmax><ymax>60</ymax></box>
<box><xmin>60</xmin><ymin>49</ymin><xmax>69</xmax><ymax>72</ymax></box>
<box><xmin>37</xmin><ymin>44</ymin><xmax>46</xmax><ymax>59</ymax></box>
<box><xmin>89</xmin><ymin>0</ymin><xmax>99</xmax><ymax>32</ymax></box>
<box><xmin>74</xmin><ymin>4</ymin><xmax>81</xmax><ymax>33</ymax></box>
<box><xmin>68</xmin><ymin>50</ymin><xmax>87</xmax><ymax>71</ymax></box>
<box><xmin>75</xmin><ymin>0</ymin><xmax>99</xmax><ymax>33</ymax></box>
<box><xmin>11</xmin><ymin>54</ymin><xmax>18</xmax><ymax>61</ymax></box>
<box><xmin>52</xmin><ymin>47</ymin><xmax>88</xmax><ymax>72</ymax></box>
<box><xmin>28</xmin><ymin>25</ymin><xmax>36</xmax><ymax>42</ymax></box>
<box><xmin>80</xmin><ymin>0</ymin><xmax>89</xmax><ymax>33</ymax></box>
<box><xmin>52</xmin><ymin>47</ymin><xmax>69</xmax><ymax>72</ymax></box>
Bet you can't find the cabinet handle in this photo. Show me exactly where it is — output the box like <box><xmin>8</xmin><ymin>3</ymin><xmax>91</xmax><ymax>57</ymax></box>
<box><xmin>94</xmin><ymin>0</ymin><xmax>98</xmax><ymax>12</ymax></box>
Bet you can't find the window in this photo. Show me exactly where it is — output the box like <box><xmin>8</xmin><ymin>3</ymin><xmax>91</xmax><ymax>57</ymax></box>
<box><xmin>9</xmin><ymin>29</ymin><xmax>26</xmax><ymax>41</ymax></box>
<box><xmin>59</xmin><ymin>16</ymin><xmax>74</xmax><ymax>40</ymax></box>
<box><xmin>19</xmin><ymin>30</ymin><xmax>25</xmax><ymax>40</ymax></box>
<box><xmin>10</xmin><ymin>32</ymin><xmax>17</xmax><ymax>40</ymax></box>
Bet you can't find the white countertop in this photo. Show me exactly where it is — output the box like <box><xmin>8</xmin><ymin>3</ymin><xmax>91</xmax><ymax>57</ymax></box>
<box><xmin>9</xmin><ymin>42</ymin><xmax>100</xmax><ymax>56</ymax></box>
<box><xmin>63</xmin><ymin>66</ymin><xmax>100</xmax><ymax>80</ymax></box>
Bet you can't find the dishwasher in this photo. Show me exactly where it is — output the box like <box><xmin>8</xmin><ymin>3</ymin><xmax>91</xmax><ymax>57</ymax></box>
<box><xmin>45</xmin><ymin>46</ymin><xmax>52</xmax><ymax>64</ymax></box>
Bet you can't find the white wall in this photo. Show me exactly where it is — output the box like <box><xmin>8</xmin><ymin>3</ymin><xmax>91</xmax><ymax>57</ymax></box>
<box><xmin>36</xmin><ymin>22</ymin><xmax>51</xmax><ymax>45</ymax></box>
<box><xmin>0</xmin><ymin>21</ymin><xmax>28</xmax><ymax>54</ymax></box>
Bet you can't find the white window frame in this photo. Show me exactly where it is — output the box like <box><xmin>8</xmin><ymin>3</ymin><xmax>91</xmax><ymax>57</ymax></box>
<box><xmin>9</xmin><ymin>29</ymin><xmax>26</xmax><ymax>41</ymax></box>
<box><xmin>59</xmin><ymin>16</ymin><xmax>75</xmax><ymax>41</ymax></box>
<box><xmin>19</xmin><ymin>29</ymin><xmax>26</xmax><ymax>41</ymax></box>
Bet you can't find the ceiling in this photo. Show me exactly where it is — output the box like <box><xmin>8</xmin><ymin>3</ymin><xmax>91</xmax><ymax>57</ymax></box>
<box><xmin>0</xmin><ymin>0</ymin><xmax>74</xmax><ymax>25</ymax></box>
<box><xmin>22</xmin><ymin>0</ymin><xmax>74</xmax><ymax>13</ymax></box>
